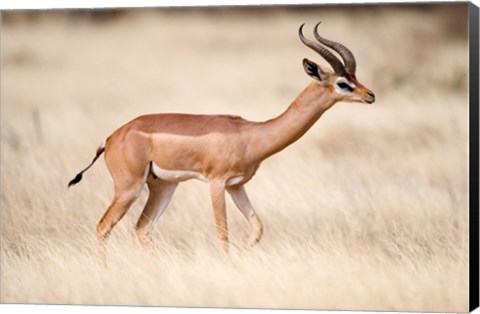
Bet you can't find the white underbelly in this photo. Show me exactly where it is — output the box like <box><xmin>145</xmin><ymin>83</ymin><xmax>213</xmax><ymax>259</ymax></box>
<box><xmin>150</xmin><ymin>162</ymin><xmax>245</xmax><ymax>186</ymax></box>
<box><xmin>225</xmin><ymin>176</ymin><xmax>245</xmax><ymax>186</ymax></box>
<box><xmin>150</xmin><ymin>162</ymin><xmax>207</xmax><ymax>182</ymax></box>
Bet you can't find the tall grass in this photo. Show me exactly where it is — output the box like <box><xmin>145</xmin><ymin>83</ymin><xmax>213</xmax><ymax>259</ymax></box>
<box><xmin>1</xmin><ymin>5</ymin><xmax>469</xmax><ymax>311</ymax></box>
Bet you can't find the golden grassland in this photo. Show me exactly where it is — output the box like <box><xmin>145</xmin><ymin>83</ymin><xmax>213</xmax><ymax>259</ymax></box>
<box><xmin>1</xmin><ymin>5</ymin><xmax>470</xmax><ymax>311</ymax></box>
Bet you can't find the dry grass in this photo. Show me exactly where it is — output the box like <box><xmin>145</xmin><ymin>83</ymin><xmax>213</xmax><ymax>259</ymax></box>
<box><xmin>1</xmin><ymin>4</ymin><xmax>470</xmax><ymax>312</ymax></box>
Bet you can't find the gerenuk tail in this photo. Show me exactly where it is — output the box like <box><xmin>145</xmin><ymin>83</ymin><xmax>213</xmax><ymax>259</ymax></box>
<box><xmin>68</xmin><ymin>142</ymin><xmax>106</xmax><ymax>188</ymax></box>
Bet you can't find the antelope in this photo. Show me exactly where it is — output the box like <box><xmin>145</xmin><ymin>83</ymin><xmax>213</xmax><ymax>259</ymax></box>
<box><xmin>68</xmin><ymin>22</ymin><xmax>375</xmax><ymax>261</ymax></box>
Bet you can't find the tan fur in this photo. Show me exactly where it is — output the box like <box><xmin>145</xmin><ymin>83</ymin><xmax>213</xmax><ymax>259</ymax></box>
<box><xmin>93</xmin><ymin>74</ymin><xmax>373</xmax><ymax>263</ymax></box>
<box><xmin>89</xmin><ymin>29</ymin><xmax>375</xmax><ymax>263</ymax></box>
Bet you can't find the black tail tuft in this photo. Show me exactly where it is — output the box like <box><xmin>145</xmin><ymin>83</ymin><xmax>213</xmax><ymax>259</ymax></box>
<box><xmin>67</xmin><ymin>141</ymin><xmax>106</xmax><ymax>189</ymax></box>
<box><xmin>68</xmin><ymin>173</ymin><xmax>83</xmax><ymax>188</ymax></box>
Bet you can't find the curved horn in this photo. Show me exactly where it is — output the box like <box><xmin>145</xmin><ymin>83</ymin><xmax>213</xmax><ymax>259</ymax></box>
<box><xmin>313</xmin><ymin>22</ymin><xmax>356</xmax><ymax>74</ymax></box>
<box><xmin>298</xmin><ymin>23</ymin><xmax>346</xmax><ymax>76</ymax></box>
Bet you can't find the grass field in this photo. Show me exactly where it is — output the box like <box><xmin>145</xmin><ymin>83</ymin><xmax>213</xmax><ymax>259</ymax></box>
<box><xmin>1</xmin><ymin>4</ymin><xmax>470</xmax><ymax>312</ymax></box>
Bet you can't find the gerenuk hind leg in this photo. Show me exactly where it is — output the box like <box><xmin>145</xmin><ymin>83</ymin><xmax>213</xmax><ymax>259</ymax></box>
<box><xmin>135</xmin><ymin>177</ymin><xmax>178</xmax><ymax>249</ymax></box>
<box><xmin>96</xmin><ymin>158</ymin><xmax>149</xmax><ymax>265</ymax></box>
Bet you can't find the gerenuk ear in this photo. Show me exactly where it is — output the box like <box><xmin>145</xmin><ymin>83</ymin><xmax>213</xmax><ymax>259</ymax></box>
<box><xmin>302</xmin><ymin>58</ymin><xmax>327</xmax><ymax>81</ymax></box>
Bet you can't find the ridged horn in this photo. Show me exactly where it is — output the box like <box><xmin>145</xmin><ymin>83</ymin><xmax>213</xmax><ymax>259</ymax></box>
<box><xmin>298</xmin><ymin>23</ymin><xmax>346</xmax><ymax>76</ymax></box>
<box><xmin>313</xmin><ymin>21</ymin><xmax>356</xmax><ymax>74</ymax></box>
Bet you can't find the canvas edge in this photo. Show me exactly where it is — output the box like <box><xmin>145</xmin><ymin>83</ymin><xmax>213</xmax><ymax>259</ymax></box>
<box><xmin>469</xmin><ymin>1</ymin><xmax>480</xmax><ymax>312</ymax></box>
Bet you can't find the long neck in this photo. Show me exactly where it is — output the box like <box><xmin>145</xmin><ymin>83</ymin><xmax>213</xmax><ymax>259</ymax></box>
<box><xmin>248</xmin><ymin>81</ymin><xmax>337</xmax><ymax>162</ymax></box>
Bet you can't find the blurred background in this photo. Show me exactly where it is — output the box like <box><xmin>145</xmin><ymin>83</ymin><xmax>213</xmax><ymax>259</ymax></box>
<box><xmin>1</xmin><ymin>4</ymin><xmax>468</xmax><ymax>121</ymax></box>
<box><xmin>1</xmin><ymin>3</ymin><xmax>470</xmax><ymax>311</ymax></box>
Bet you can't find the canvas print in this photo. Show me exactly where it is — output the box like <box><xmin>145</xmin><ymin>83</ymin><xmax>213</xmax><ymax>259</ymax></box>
<box><xmin>0</xmin><ymin>2</ymin><xmax>476</xmax><ymax>312</ymax></box>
